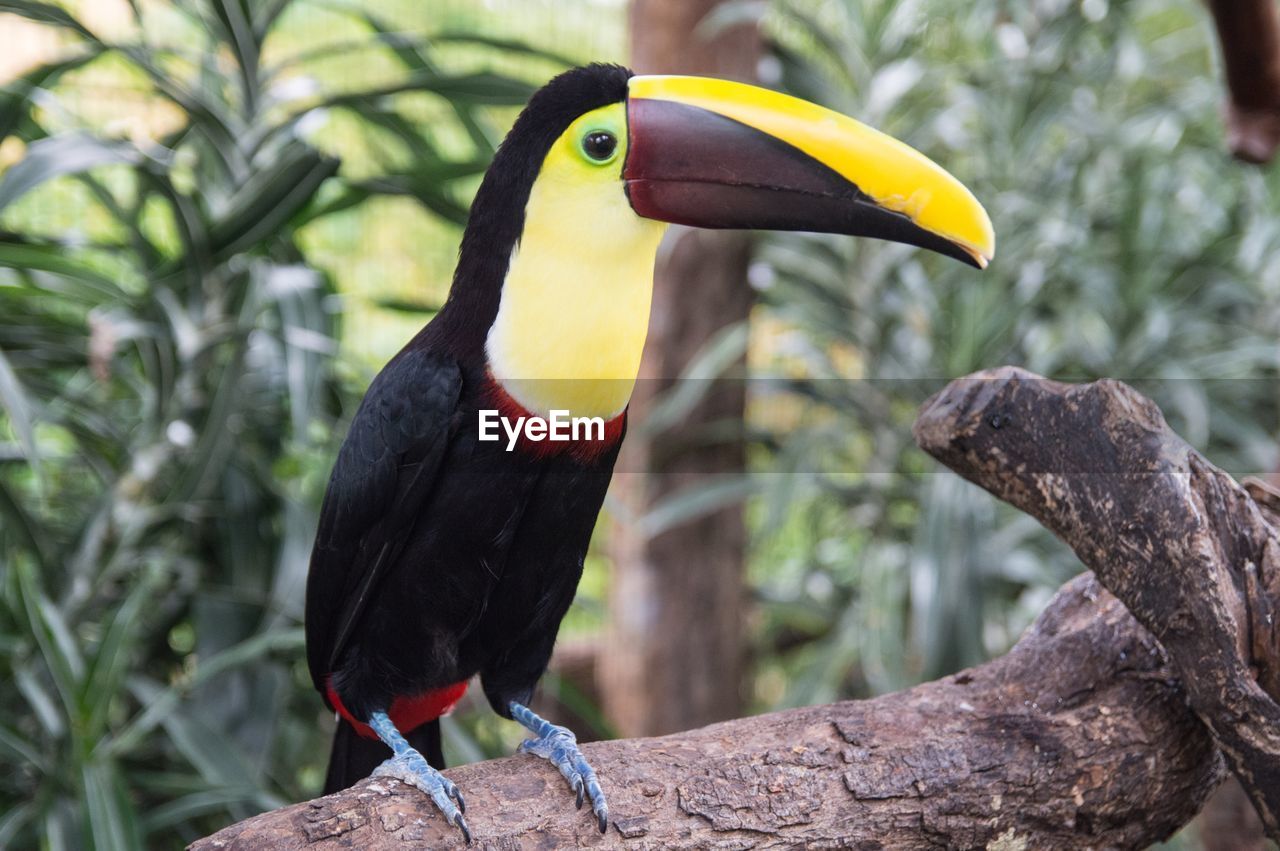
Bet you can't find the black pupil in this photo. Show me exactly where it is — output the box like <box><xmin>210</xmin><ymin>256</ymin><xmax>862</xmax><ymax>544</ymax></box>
<box><xmin>583</xmin><ymin>131</ymin><xmax>616</xmax><ymax>161</ymax></box>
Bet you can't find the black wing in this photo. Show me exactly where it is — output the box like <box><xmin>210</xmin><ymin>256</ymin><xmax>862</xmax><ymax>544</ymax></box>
<box><xmin>305</xmin><ymin>348</ymin><xmax>462</xmax><ymax>696</ymax></box>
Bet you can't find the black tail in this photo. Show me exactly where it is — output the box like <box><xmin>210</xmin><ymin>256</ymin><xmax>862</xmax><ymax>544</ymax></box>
<box><xmin>323</xmin><ymin>718</ymin><xmax>445</xmax><ymax>795</ymax></box>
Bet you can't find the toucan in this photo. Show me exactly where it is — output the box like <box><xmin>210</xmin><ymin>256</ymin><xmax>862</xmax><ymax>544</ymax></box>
<box><xmin>305</xmin><ymin>63</ymin><xmax>993</xmax><ymax>843</ymax></box>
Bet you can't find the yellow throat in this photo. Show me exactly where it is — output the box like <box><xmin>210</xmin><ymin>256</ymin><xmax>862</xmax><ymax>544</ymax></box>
<box><xmin>486</xmin><ymin>102</ymin><xmax>668</xmax><ymax>420</ymax></box>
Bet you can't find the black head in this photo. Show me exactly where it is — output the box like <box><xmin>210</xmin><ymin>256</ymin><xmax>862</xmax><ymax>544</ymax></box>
<box><xmin>436</xmin><ymin>64</ymin><xmax>633</xmax><ymax>350</ymax></box>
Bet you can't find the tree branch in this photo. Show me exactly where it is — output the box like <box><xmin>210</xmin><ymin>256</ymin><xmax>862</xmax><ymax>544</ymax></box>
<box><xmin>1204</xmin><ymin>0</ymin><xmax>1280</xmax><ymax>163</ymax></box>
<box><xmin>191</xmin><ymin>574</ymin><xmax>1220</xmax><ymax>850</ymax></box>
<box><xmin>914</xmin><ymin>366</ymin><xmax>1280</xmax><ymax>839</ymax></box>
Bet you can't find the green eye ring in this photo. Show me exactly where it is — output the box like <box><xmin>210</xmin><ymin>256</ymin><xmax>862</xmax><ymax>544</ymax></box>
<box><xmin>581</xmin><ymin>130</ymin><xmax>618</xmax><ymax>163</ymax></box>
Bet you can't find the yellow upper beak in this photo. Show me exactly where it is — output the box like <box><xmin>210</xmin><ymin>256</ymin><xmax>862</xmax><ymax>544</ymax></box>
<box><xmin>625</xmin><ymin>75</ymin><xmax>995</xmax><ymax>268</ymax></box>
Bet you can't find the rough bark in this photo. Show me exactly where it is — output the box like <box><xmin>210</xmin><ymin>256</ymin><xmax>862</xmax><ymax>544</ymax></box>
<box><xmin>914</xmin><ymin>366</ymin><xmax>1280</xmax><ymax>840</ymax></box>
<box><xmin>191</xmin><ymin>575</ymin><xmax>1220</xmax><ymax>851</ymax></box>
<box><xmin>1204</xmin><ymin>0</ymin><xmax>1280</xmax><ymax>163</ymax></box>
<box><xmin>602</xmin><ymin>0</ymin><xmax>760</xmax><ymax>738</ymax></box>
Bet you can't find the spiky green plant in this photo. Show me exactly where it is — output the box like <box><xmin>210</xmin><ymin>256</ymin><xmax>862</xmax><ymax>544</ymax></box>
<box><xmin>0</xmin><ymin>2</ymin><xmax>546</xmax><ymax>846</ymax></box>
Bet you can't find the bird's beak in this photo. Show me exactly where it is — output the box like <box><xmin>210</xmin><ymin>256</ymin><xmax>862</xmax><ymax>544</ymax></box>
<box><xmin>623</xmin><ymin>75</ymin><xmax>995</xmax><ymax>269</ymax></box>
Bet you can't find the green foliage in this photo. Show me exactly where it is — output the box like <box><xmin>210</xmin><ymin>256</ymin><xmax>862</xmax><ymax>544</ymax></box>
<box><xmin>750</xmin><ymin>0</ymin><xmax>1280</xmax><ymax>708</ymax></box>
<box><xmin>0</xmin><ymin>2</ymin><xmax>539</xmax><ymax>847</ymax></box>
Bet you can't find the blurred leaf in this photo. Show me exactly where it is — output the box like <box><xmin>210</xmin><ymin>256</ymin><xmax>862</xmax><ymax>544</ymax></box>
<box><xmin>141</xmin><ymin>787</ymin><xmax>262</xmax><ymax>832</ymax></box>
<box><xmin>641</xmin><ymin>321</ymin><xmax>749</xmax><ymax>436</ymax></box>
<box><xmin>349</xmin><ymin>174</ymin><xmax>470</xmax><ymax>224</ymax></box>
<box><xmin>83</xmin><ymin>761</ymin><xmax>142</xmax><ymax>851</ymax></box>
<box><xmin>432</xmin><ymin>31</ymin><xmax>579</xmax><ymax>67</ymax></box>
<box><xmin>0</xmin><ymin>346</ymin><xmax>39</xmax><ymax>474</ymax></box>
<box><xmin>0</xmin><ymin>239</ymin><xmax>127</xmax><ymax>300</ymax></box>
<box><xmin>0</xmin><ymin>51</ymin><xmax>101</xmax><ymax>141</ymax></box>
<box><xmin>15</xmin><ymin>665</ymin><xmax>63</xmax><ymax>737</ymax></box>
<box><xmin>0</xmin><ymin>1</ymin><xmax>98</xmax><ymax>41</ymax></box>
<box><xmin>81</xmin><ymin>571</ymin><xmax>158</xmax><ymax>740</ymax></box>
<box><xmin>105</xmin><ymin>628</ymin><xmax>305</xmax><ymax>756</ymax></box>
<box><xmin>318</xmin><ymin>70</ymin><xmax>535</xmax><ymax>109</ymax></box>
<box><xmin>0</xmin><ymin>134</ymin><xmax>145</xmax><ymax>214</ymax></box>
<box><xmin>0</xmin><ymin>802</ymin><xmax>34</xmax><ymax>849</ymax></box>
<box><xmin>641</xmin><ymin>474</ymin><xmax>758</xmax><ymax>538</ymax></box>
<box><xmin>205</xmin><ymin>147</ymin><xmax>339</xmax><ymax>259</ymax></box>
<box><xmin>0</xmin><ymin>722</ymin><xmax>47</xmax><ymax>773</ymax></box>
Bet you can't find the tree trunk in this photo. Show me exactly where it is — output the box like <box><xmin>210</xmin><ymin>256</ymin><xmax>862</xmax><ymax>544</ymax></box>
<box><xmin>601</xmin><ymin>0</ymin><xmax>761</xmax><ymax>738</ymax></box>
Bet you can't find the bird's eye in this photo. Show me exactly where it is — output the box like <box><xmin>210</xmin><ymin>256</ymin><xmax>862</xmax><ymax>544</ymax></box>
<box><xmin>582</xmin><ymin>131</ymin><xmax>617</xmax><ymax>163</ymax></box>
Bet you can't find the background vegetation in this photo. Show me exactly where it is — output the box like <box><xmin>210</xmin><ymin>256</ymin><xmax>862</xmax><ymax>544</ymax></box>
<box><xmin>0</xmin><ymin>0</ymin><xmax>1274</xmax><ymax>848</ymax></box>
<box><xmin>749</xmin><ymin>0</ymin><xmax>1280</xmax><ymax>709</ymax></box>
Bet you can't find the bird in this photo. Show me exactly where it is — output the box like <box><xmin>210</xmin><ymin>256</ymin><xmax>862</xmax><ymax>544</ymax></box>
<box><xmin>304</xmin><ymin>62</ymin><xmax>994</xmax><ymax>843</ymax></box>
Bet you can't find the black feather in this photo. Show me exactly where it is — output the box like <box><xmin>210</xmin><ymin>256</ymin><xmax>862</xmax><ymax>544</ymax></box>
<box><xmin>305</xmin><ymin>348</ymin><xmax>462</xmax><ymax>692</ymax></box>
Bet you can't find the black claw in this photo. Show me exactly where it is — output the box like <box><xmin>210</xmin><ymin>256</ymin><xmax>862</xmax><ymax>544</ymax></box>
<box><xmin>453</xmin><ymin>812</ymin><xmax>472</xmax><ymax>845</ymax></box>
<box><xmin>598</xmin><ymin>811</ymin><xmax>608</xmax><ymax>833</ymax></box>
<box><xmin>574</xmin><ymin>779</ymin><xmax>585</xmax><ymax>809</ymax></box>
<box><xmin>454</xmin><ymin>788</ymin><xmax>466</xmax><ymax>815</ymax></box>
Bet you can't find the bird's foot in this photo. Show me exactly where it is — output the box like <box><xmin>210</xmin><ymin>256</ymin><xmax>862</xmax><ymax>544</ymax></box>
<box><xmin>509</xmin><ymin>701</ymin><xmax>608</xmax><ymax>833</ymax></box>
<box><xmin>367</xmin><ymin>710</ymin><xmax>470</xmax><ymax>843</ymax></box>
<box><xmin>373</xmin><ymin>751</ymin><xmax>470</xmax><ymax>842</ymax></box>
